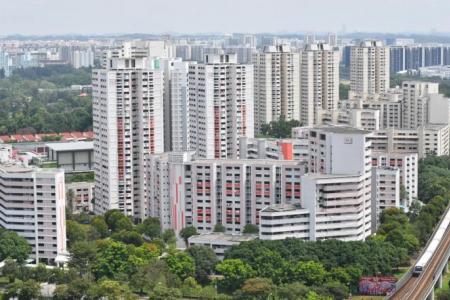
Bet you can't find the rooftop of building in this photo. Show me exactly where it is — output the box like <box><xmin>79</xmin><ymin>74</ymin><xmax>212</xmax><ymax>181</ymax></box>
<box><xmin>188</xmin><ymin>233</ymin><xmax>257</xmax><ymax>243</ymax></box>
<box><xmin>191</xmin><ymin>158</ymin><xmax>302</xmax><ymax>165</ymax></box>
<box><xmin>261</xmin><ymin>203</ymin><xmax>306</xmax><ymax>213</ymax></box>
<box><xmin>0</xmin><ymin>162</ymin><xmax>34</xmax><ymax>173</ymax></box>
<box><xmin>0</xmin><ymin>131</ymin><xmax>93</xmax><ymax>144</ymax></box>
<box><xmin>46</xmin><ymin>141</ymin><xmax>93</xmax><ymax>152</ymax></box>
<box><xmin>313</xmin><ymin>125</ymin><xmax>369</xmax><ymax>135</ymax></box>
<box><xmin>302</xmin><ymin>173</ymin><xmax>362</xmax><ymax>180</ymax></box>
<box><xmin>423</xmin><ymin>123</ymin><xmax>449</xmax><ymax>130</ymax></box>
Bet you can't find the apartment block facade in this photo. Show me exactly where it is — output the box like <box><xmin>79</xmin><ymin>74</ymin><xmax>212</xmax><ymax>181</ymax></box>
<box><xmin>253</xmin><ymin>45</ymin><xmax>299</xmax><ymax>132</ymax></box>
<box><xmin>350</xmin><ymin>41</ymin><xmax>390</xmax><ymax>98</ymax></box>
<box><xmin>300</xmin><ymin>43</ymin><xmax>340</xmax><ymax>126</ymax></box>
<box><xmin>0</xmin><ymin>163</ymin><xmax>67</xmax><ymax>265</ymax></box>
<box><xmin>189</xmin><ymin>54</ymin><xmax>254</xmax><ymax>159</ymax></box>
<box><xmin>92</xmin><ymin>57</ymin><xmax>164</xmax><ymax>219</ymax></box>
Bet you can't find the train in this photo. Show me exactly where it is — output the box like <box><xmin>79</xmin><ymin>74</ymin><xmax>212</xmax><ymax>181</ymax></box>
<box><xmin>412</xmin><ymin>207</ymin><xmax>450</xmax><ymax>276</ymax></box>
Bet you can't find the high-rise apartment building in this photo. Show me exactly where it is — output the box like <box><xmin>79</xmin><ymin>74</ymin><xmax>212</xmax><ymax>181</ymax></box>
<box><xmin>159</xmin><ymin>58</ymin><xmax>193</xmax><ymax>152</ymax></box>
<box><xmin>350</xmin><ymin>41</ymin><xmax>390</xmax><ymax>98</ymax></box>
<box><xmin>92</xmin><ymin>57</ymin><xmax>164</xmax><ymax>219</ymax></box>
<box><xmin>300</xmin><ymin>43</ymin><xmax>340</xmax><ymax>126</ymax></box>
<box><xmin>189</xmin><ymin>54</ymin><xmax>254</xmax><ymax>159</ymax></box>
<box><xmin>252</xmin><ymin>45</ymin><xmax>300</xmax><ymax>132</ymax></box>
<box><xmin>402</xmin><ymin>81</ymin><xmax>439</xmax><ymax>129</ymax></box>
<box><xmin>305</xmin><ymin>127</ymin><xmax>373</xmax><ymax>239</ymax></box>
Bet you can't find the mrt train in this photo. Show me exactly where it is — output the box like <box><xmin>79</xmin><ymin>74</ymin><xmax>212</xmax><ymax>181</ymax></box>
<box><xmin>412</xmin><ymin>208</ymin><xmax>450</xmax><ymax>276</ymax></box>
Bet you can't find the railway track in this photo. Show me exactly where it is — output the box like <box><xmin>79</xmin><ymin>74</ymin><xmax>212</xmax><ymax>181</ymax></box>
<box><xmin>390</xmin><ymin>227</ymin><xmax>450</xmax><ymax>299</ymax></box>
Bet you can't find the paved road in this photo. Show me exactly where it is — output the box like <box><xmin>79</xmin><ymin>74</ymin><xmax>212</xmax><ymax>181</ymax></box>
<box><xmin>390</xmin><ymin>227</ymin><xmax>450</xmax><ymax>300</ymax></box>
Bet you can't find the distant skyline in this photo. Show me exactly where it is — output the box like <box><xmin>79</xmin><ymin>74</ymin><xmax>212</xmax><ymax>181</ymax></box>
<box><xmin>1</xmin><ymin>0</ymin><xmax>450</xmax><ymax>36</ymax></box>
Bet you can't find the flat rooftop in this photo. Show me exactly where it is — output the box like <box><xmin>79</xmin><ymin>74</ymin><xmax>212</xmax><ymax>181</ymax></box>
<box><xmin>188</xmin><ymin>233</ymin><xmax>257</xmax><ymax>243</ymax></box>
<box><xmin>46</xmin><ymin>141</ymin><xmax>93</xmax><ymax>152</ymax></box>
<box><xmin>314</xmin><ymin>126</ymin><xmax>368</xmax><ymax>135</ymax></box>
<box><xmin>262</xmin><ymin>203</ymin><xmax>306</xmax><ymax>213</ymax></box>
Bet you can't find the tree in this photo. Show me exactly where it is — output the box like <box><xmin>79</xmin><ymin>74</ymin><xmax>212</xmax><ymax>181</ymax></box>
<box><xmin>165</xmin><ymin>251</ymin><xmax>196</xmax><ymax>281</ymax></box>
<box><xmin>0</xmin><ymin>229</ymin><xmax>32</xmax><ymax>262</ymax></box>
<box><xmin>69</xmin><ymin>241</ymin><xmax>97</xmax><ymax>275</ymax></box>
<box><xmin>216</xmin><ymin>259</ymin><xmax>255</xmax><ymax>292</ymax></box>
<box><xmin>93</xmin><ymin>240</ymin><xmax>154</xmax><ymax>279</ymax></box>
<box><xmin>386</xmin><ymin>228</ymin><xmax>419</xmax><ymax>255</ymax></box>
<box><xmin>130</xmin><ymin>260</ymin><xmax>179</xmax><ymax>294</ymax></box>
<box><xmin>32</xmin><ymin>263</ymin><xmax>49</xmax><ymax>282</ymax></box>
<box><xmin>259</xmin><ymin>118</ymin><xmax>302</xmax><ymax>138</ymax></box>
<box><xmin>111</xmin><ymin>230</ymin><xmax>144</xmax><ymax>246</ymax></box>
<box><xmin>328</xmin><ymin>267</ymin><xmax>351</xmax><ymax>286</ymax></box>
<box><xmin>137</xmin><ymin>217</ymin><xmax>161</xmax><ymax>239</ymax></box>
<box><xmin>66</xmin><ymin>220</ymin><xmax>88</xmax><ymax>246</ymax></box>
<box><xmin>88</xmin><ymin>279</ymin><xmax>138</xmax><ymax>300</ymax></box>
<box><xmin>275</xmin><ymin>282</ymin><xmax>311</xmax><ymax>300</ymax></box>
<box><xmin>5</xmin><ymin>279</ymin><xmax>41</xmax><ymax>300</ymax></box>
<box><xmin>3</xmin><ymin>258</ymin><xmax>19</xmax><ymax>283</ymax></box>
<box><xmin>104</xmin><ymin>210</ymin><xmax>133</xmax><ymax>232</ymax></box>
<box><xmin>436</xmin><ymin>290</ymin><xmax>450</xmax><ymax>300</ymax></box>
<box><xmin>237</xmin><ymin>277</ymin><xmax>275</xmax><ymax>300</ymax></box>
<box><xmin>148</xmin><ymin>283</ymin><xmax>182</xmax><ymax>300</ymax></box>
<box><xmin>91</xmin><ymin>216</ymin><xmax>109</xmax><ymax>238</ymax></box>
<box><xmin>316</xmin><ymin>281</ymin><xmax>349</xmax><ymax>300</ymax></box>
<box><xmin>242</xmin><ymin>224</ymin><xmax>259</xmax><ymax>234</ymax></box>
<box><xmin>214</xmin><ymin>223</ymin><xmax>226</xmax><ymax>233</ymax></box>
<box><xmin>162</xmin><ymin>229</ymin><xmax>176</xmax><ymax>245</ymax></box>
<box><xmin>291</xmin><ymin>261</ymin><xmax>327</xmax><ymax>286</ymax></box>
<box><xmin>66</xmin><ymin>189</ymin><xmax>75</xmax><ymax>214</ymax></box>
<box><xmin>180</xmin><ymin>226</ymin><xmax>198</xmax><ymax>246</ymax></box>
<box><xmin>187</xmin><ymin>245</ymin><xmax>219</xmax><ymax>284</ymax></box>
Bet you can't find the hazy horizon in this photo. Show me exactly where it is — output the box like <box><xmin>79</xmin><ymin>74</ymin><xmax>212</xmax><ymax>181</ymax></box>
<box><xmin>1</xmin><ymin>0</ymin><xmax>450</xmax><ymax>36</ymax></box>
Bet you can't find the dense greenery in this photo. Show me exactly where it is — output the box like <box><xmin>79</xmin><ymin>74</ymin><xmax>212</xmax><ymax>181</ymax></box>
<box><xmin>66</xmin><ymin>171</ymin><xmax>95</xmax><ymax>183</ymax></box>
<box><xmin>0</xmin><ymin>65</ymin><xmax>92</xmax><ymax>135</ymax></box>
<box><xmin>259</xmin><ymin>118</ymin><xmax>302</xmax><ymax>138</ymax></box>
<box><xmin>3</xmin><ymin>211</ymin><xmax>230</xmax><ymax>299</ymax></box>
<box><xmin>0</xmin><ymin>229</ymin><xmax>32</xmax><ymax>263</ymax></box>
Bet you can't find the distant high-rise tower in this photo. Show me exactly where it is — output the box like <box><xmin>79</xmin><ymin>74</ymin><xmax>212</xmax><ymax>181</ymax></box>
<box><xmin>350</xmin><ymin>41</ymin><xmax>390</xmax><ymax>98</ymax></box>
<box><xmin>189</xmin><ymin>54</ymin><xmax>254</xmax><ymax>159</ymax></box>
<box><xmin>300</xmin><ymin>43</ymin><xmax>340</xmax><ymax>126</ymax></box>
<box><xmin>328</xmin><ymin>33</ymin><xmax>338</xmax><ymax>46</ymax></box>
<box><xmin>92</xmin><ymin>57</ymin><xmax>164</xmax><ymax>219</ymax></box>
<box><xmin>304</xmin><ymin>34</ymin><xmax>315</xmax><ymax>45</ymax></box>
<box><xmin>252</xmin><ymin>45</ymin><xmax>300</xmax><ymax>132</ymax></box>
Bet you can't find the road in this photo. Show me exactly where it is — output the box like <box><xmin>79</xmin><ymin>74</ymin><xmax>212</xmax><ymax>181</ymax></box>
<box><xmin>390</xmin><ymin>227</ymin><xmax>450</xmax><ymax>299</ymax></box>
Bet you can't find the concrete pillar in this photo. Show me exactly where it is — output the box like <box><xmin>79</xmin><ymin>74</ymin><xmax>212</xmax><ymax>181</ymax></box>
<box><xmin>427</xmin><ymin>289</ymin><xmax>435</xmax><ymax>300</ymax></box>
<box><xmin>436</xmin><ymin>274</ymin><xmax>443</xmax><ymax>289</ymax></box>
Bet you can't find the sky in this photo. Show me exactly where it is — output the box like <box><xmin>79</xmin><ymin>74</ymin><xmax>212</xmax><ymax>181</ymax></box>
<box><xmin>1</xmin><ymin>0</ymin><xmax>450</xmax><ymax>36</ymax></box>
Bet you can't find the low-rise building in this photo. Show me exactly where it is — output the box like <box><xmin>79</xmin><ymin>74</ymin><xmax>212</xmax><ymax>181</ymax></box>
<box><xmin>65</xmin><ymin>181</ymin><xmax>94</xmax><ymax>213</ymax></box>
<box><xmin>46</xmin><ymin>141</ymin><xmax>94</xmax><ymax>173</ymax></box>
<box><xmin>371</xmin><ymin>151</ymin><xmax>418</xmax><ymax>209</ymax></box>
<box><xmin>188</xmin><ymin>233</ymin><xmax>256</xmax><ymax>259</ymax></box>
<box><xmin>259</xmin><ymin>204</ymin><xmax>310</xmax><ymax>240</ymax></box>
<box><xmin>0</xmin><ymin>162</ymin><xmax>67</xmax><ymax>265</ymax></box>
